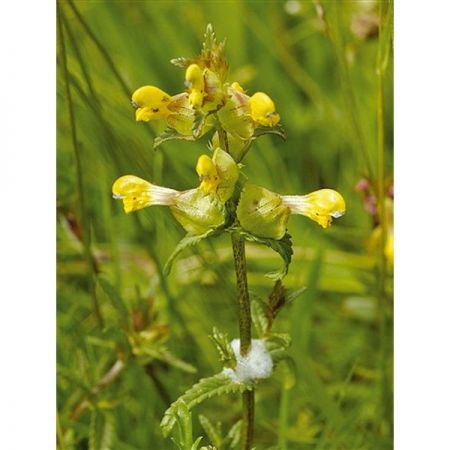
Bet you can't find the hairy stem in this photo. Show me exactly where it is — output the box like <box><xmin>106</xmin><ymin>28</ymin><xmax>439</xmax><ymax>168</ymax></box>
<box><xmin>231</xmin><ymin>232</ymin><xmax>254</xmax><ymax>450</ymax></box>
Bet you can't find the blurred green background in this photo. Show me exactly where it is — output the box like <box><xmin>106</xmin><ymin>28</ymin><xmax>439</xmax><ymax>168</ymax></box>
<box><xmin>57</xmin><ymin>1</ymin><xmax>393</xmax><ymax>449</ymax></box>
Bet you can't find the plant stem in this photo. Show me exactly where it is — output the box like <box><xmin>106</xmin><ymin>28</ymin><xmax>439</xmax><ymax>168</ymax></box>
<box><xmin>231</xmin><ymin>232</ymin><xmax>254</xmax><ymax>450</ymax></box>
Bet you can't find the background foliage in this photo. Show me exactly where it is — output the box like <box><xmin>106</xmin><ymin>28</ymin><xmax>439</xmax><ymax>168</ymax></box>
<box><xmin>57</xmin><ymin>1</ymin><xmax>393</xmax><ymax>449</ymax></box>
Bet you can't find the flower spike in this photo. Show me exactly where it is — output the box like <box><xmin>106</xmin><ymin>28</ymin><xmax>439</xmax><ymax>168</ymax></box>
<box><xmin>281</xmin><ymin>189</ymin><xmax>346</xmax><ymax>228</ymax></box>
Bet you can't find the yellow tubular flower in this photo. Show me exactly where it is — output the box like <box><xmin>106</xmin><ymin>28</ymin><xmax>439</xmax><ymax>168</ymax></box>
<box><xmin>112</xmin><ymin>175</ymin><xmax>178</xmax><ymax>214</ymax></box>
<box><xmin>282</xmin><ymin>189</ymin><xmax>346</xmax><ymax>228</ymax></box>
<box><xmin>196</xmin><ymin>154</ymin><xmax>220</xmax><ymax>194</ymax></box>
<box><xmin>185</xmin><ymin>64</ymin><xmax>206</xmax><ymax>108</ymax></box>
<box><xmin>131</xmin><ymin>86</ymin><xmax>172</xmax><ymax>122</ymax></box>
<box><xmin>249</xmin><ymin>92</ymin><xmax>280</xmax><ymax>127</ymax></box>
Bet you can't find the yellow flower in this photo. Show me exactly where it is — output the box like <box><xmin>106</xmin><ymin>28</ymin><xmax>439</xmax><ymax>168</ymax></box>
<box><xmin>281</xmin><ymin>189</ymin><xmax>346</xmax><ymax>228</ymax></box>
<box><xmin>248</xmin><ymin>92</ymin><xmax>280</xmax><ymax>127</ymax></box>
<box><xmin>131</xmin><ymin>86</ymin><xmax>172</xmax><ymax>122</ymax></box>
<box><xmin>196</xmin><ymin>155</ymin><xmax>219</xmax><ymax>194</ymax></box>
<box><xmin>112</xmin><ymin>175</ymin><xmax>226</xmax><ymax>235</ymax></box>
<box><xmin>112</xmin><ymin>175</ymin><xmax>177</xmax><ymax>214</ymax></box>
<box><xmin>185</xmin><ymin>64</ymin><xmax>206</xmax><ymax>108</ymax></box>
<box><xmin>195</xmin><ymin>148</ymin><xmax>239</xmax><ymax>202</ymax></box>
<box><xmin>185</xmin><ymin>63</ymin><xmax>225</xmax><ymax>112</ymax></box>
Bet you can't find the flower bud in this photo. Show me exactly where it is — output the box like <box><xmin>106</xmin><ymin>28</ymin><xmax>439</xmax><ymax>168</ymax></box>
<box><xmin>249</xmin><ymin>92</ymin><xmax>280</xmax><ymax>127</ymax></box>
<box><xmin>237</xmin><ymin>184</ymin><xmax>290</xmax><ymax>240</ymax></box>
<box><xmin>281</xmin><ymin>189</ymin><xmax>346</xmax><ymax>228</ymax></box>
<box><xmin>131</xmin><ymin>86</ymin><xmax>172</xmax><ymax>121</ymax></box>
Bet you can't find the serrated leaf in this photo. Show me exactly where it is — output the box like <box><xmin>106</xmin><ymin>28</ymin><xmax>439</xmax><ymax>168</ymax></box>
<box><xmin>161</xmin><ymin>373</ymin><xmax>251</xmax><ymax>437</ymax></box>
<box><xmin>164</xmin><ymin>229</ymin><xmax>217</xmax><ymax>276</ymax></box>
<box><xmin>253</xmin><ymin>123</ymin><xmax>287</xmax><ymax>141</ymax></box>
<box><xmin>198</xmin><ymin>415</ymin><xmax>222</xmax><ymax>448</ymax></box>
<box><xmin>250</xmin><ymin>298</ymin><xmax>269</xmax><ymax>337</ymax></box>
<box><xmin>209</xmin><ymin>327</ymin><xmax>236</xmax><ymax>369</ymax></box>
<box><xmin>154</xmin><ymin>127</ymin><xmax>195</xmax><ymax>149</ymax></box>
<box><xmin>286</xmin><ymin>287</ymin><xmax>307</xmax><ymax>304</ymax></box>
<box><xmin>193</xmin><ymin>110</ymin><xmax>209</xmax><ymax>139</ymax></box>
<box><xmin>267</xmin><ymin>280</ymin><xmax>286</xmax><ymax>329</ymax></box>
<box><xmin>266</xmin><ymin>333</ymin><xmax>292</xmax><ymax>350</ymax></box>
<box><xmin>229</xmin><ymin>228</ymin><xmax>293</xmax><ymax>279</ymax></box>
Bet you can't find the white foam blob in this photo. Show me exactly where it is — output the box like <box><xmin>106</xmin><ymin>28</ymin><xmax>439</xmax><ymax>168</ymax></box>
<box><xmin>222</xmin><ymin>339</ymin><xmax>273</xmax><ymax>383</ymax></box>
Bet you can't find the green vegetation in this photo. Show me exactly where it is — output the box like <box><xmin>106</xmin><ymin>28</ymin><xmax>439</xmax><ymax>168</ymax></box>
<box><xmin>57</xmin><ymin>1</ymin><xmax>393</xmax><ymax>449</ymax></box>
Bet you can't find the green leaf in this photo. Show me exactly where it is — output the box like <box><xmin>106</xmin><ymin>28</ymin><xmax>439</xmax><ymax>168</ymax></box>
<box><xmin>154</xmin><ymin>127</ymin><xmax>195</xmax><ymax>149</ymax></box>
<box><xmin>253</xmin><ymin>123</ymin><xmax>287</xmax><ymax>141</ymax></box>
<box><xmin>209</xmin><ymin>327</ymin><xmax>236</xmax><ymax>369</ymax></box>
<box><xmin>164</xmin><ymin>228</ymin><xmax>217</xmax><ymax>276</ymax></box>
<box><xmin>192</xmin><ymin>110</ymin><xmax>208</xmax><ymax>139</ymax></box>
<box><xmin>229</xmin><ymin>228</ymin><xmax>293</xmax><ymax>279</ymax></box>
<box><xmin>88</xmin><ymin>410</ymin><xmax>115</xmax><ymax>450</ymax></box>
<box><xmin>223</xmin><ymin>420</ymin><xmax>242</xmax><ymax>449</ymax></box>
<box><xmin>97</xmin><ymin>277</ymin><xmax>127</xmax><ymax>317</ymax></box>
<box><xmin>198</xmin><ymin>414</ymin><xmax>222</xmax><ymax>448</ymax></box>
<box><xmin>266</xmin><ymin>332</ymin><xmax>292</xmax><ymax>351</ymax></box>
<box><xmin>134</xmin><ymin>345</ymin><xmax>197</xmax><ymax>374</ymax></box>
<box><xmin>160</xmin><ymin>373</ymin><xmax>251</xmax><ymax>437</ymax></box>
<box><xmin>250</xmin><ymin>298</ymin><xmax>269</xmax><ymax>337</ymax></box>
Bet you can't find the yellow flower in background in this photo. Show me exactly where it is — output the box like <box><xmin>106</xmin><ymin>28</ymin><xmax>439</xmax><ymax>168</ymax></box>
<box><xmin>112</xmin><ymin>175</ymin><xmax>178</xmax><ymax>213</ymax></box>
<box><xmin>248</xmin><ymin>92</ymin><xmax>280</xmax><ymax>127</ymax></box>
<box><xmin>131</xmin><ymin>86</ymin><xmax>172</xmax><ymax>122</ymax></box>
<box><xmin>282</xmin><ymin>189</ymin><xmax>346</xmax><ymax>229</ymax></box>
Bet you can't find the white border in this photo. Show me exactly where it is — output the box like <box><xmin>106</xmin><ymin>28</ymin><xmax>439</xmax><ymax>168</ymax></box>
<box><xmin>0</xmin><ymin>1</ymin><xmax>56</xmax><ymax>448</ymax></box>
<box><xmin>395</xmin><ymin>1</ymin><xmax>450</xmax><ymax>448</ymax></box>
<box><xmin>1</xmin><ymin>1</ymin><xmax>450</xmax><ymax>448</ymax></box>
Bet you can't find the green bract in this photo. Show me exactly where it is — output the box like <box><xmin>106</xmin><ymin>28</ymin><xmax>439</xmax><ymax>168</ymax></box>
<box><xmin>236</xmin><ymin>184</ymin><xmax>290</xmax><ymax>240</ymax></box>
<box><xmin>211</xmin><ymin>148</ymin><xmax>239</xmax><ymax>203</ymax></box>
<box><xmin>171</xmin><ymin>189</ymin><xmax>227</xmax><ymax>235</ymax></box>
